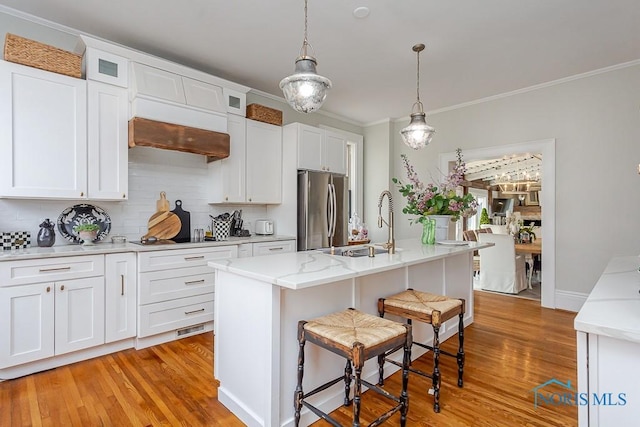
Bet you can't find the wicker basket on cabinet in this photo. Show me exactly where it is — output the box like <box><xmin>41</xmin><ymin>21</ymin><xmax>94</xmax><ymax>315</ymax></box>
<box><xmin>4</xmin><ymin>33</ymin><xmax>82</xmax><ymax>78</ymax></box>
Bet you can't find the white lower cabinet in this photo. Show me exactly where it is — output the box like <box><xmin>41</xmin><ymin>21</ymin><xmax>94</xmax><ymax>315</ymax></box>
<box><xmin>0</xmin><ymin>274</ymin><xmax>104</xmax><ymax>369</ymax></box>
<box><xmin>0</xmin><ymin>282</ymin><xmax>54</xmax><ymax>368</ymax></box>
<box><xmin>54</xmin><ymin>277</ymin><xmax>105</xmax><ymax>355</ymax></box>
<box><xmin>105</xmin><ymin>253</ymin><xmax>137</xmax><ymax>343</ymax></box>
<box><xmin>136</xmin><ymin>245</ymin><xmax>237</xmax><ymax>348</ymax></box>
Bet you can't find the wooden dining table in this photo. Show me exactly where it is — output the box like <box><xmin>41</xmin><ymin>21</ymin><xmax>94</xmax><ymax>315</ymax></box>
<box><xmin>515</xmin><ymin>239</ymin><xmax>542</xmax><ymax>255</ymax></box>
<box><xmin>515</xmin><ymin>240</ymin><xmax>541</xmax><ymax>288</ymax></box>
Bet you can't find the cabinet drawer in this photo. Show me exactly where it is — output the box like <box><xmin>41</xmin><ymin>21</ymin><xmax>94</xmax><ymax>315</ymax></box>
<box><xmin>252</xmin><ymin>240</ymin><xmax>296</xmax><ymax>256</ymax></box>
<box><xmin>138</xmin><ymin>293</ymin><xmax>213</xmax><ymax>337</ymax></box>
<box><xmin>139</xmin><ymin>266</ymin><xmax>214</xmax><ymax>305</ymax></box>
<box><xmin>138</xmin><ymin>246</ymin><xmax>237</xmax><ymax>272</ymax></box>
<box><xmin>0</xmin><ymin>255</ymin><xmax>104</xmax><ymax>286</ymax></box>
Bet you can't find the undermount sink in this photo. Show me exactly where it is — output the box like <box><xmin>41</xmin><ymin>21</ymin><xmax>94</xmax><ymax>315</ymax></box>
<box><xmin>320</xmin><ymin>246</ymin><xmax>390</xmax><ymax>257</ymax></box>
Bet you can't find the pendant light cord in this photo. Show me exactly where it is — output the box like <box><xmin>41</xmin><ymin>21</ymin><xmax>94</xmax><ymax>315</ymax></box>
<box><xmin>416</xmin><ymin>48</ymin><xmax>421</xmax><ymax>104</ymax></box>
<box><xmin>301</xmin><ymin>0</ymin><xmax>309</xmax><ymax>58</ymax></box>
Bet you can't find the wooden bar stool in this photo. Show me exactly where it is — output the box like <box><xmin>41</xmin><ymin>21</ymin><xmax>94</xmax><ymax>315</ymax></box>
<box><xmin>294</xmin><ymin>308</ymin><xmax>412</xmax><ymax>427</ymax></box>
<box><xmin>377</xmin><ymin>289</ymin><xmax>465</xmax><ymax>413</ymax></box>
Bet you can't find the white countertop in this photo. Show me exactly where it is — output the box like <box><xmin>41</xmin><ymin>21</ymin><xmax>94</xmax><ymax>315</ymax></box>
<box><xmin>209</xmin><ymin>239</ymin><xmax>492</xmax><ymax>290</ymax></box>
<box><xmin>574</xmin><ymin>256</ymin><xmax>640</xmax><ymax>343</ymax></box>
<box><xmin>0</xmin><ymin>235</ymin><xmax>296</xmax><ymax>261</ymax></box>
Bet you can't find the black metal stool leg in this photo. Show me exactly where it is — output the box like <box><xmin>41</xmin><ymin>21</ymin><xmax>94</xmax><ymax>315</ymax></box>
<box><xmin>294</xmin><ymin>321</ymin><xmax>306</xmax><ymax>426</ymax></box>
<box><xmin>457</xmin><ymin>311</ymin><xmax>465</xmax><ymax>387</ymax></box>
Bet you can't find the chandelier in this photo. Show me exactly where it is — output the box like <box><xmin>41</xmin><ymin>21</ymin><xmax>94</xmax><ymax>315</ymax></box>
<box><xmin>495</xmin><ymin>170</ymin><xmax>540</xmax><ymax>195</ymax></box>
<box><xmin>400</xmin><ymin>43</ymin><xmax>435</xmax><ymax>149</ymax></box>
<box><xmin>279</xmin><ymin>0</ymin><xmax>332</xmax><ymax>113</ymax></box>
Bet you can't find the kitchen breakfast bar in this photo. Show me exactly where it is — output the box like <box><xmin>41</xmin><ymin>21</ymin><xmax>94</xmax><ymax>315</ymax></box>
<box><xmin>208</xmin><ymin>239</ymin><xmax>491</xmax><ymax>427</ymax></box>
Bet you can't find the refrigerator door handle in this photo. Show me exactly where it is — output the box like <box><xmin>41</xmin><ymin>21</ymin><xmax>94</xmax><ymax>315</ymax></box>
<box><xmin>327</xmin><ymin>183</ymin><xmax>334</xmax><ymax>239</ymax></box>
<box><xmin>330</xmin><ymin>183</ymin><xmax>337</xmax><ymax>239</ymax></box>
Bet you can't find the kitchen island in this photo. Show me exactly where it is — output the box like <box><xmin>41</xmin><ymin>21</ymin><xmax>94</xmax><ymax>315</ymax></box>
<box><xmin>574</xmin><ymin>256</ymin><xmax>640</xmax><ymax>426</ymax></box>
<box><xmin>208</xmin><ymin>238</ymin><xmax>491</xmax><ymax>427</ymax></box>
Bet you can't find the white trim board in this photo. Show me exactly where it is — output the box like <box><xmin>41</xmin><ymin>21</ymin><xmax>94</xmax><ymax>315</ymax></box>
<box><xmin>440</xmin><ymin>138</ymin><xmax>557</xmax><ymax>308</ymax></box>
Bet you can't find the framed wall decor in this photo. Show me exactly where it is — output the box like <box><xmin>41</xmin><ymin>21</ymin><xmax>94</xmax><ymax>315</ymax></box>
<box><xmin>525</xmin><ymin>191</ymin><xmax>539</xmax><ymax>206</ymax></box>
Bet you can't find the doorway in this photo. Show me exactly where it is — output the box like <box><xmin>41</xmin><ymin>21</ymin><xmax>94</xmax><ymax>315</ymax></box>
<box><xmin>440</xmin><ymin>139</ymin><xmax>556</xmax><ymax>309</ymax></box>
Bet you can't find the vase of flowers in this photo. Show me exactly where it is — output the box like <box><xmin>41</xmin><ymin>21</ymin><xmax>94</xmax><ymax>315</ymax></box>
<box><xmin>393</xmin><ymin>148</ymin><xmax>477</xmax><ymax>244</ymax></box>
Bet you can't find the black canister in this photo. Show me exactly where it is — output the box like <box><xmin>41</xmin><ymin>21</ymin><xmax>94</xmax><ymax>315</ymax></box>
<box><xmin>37</xmin><ymin>218</ymin><xmax>56</xmax><ymax>247</ymax></box>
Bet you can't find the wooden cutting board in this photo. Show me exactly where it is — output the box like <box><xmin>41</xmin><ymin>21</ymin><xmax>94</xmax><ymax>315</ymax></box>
<box><xmin>144</xmin><ymin>192</ymin><xmax>181</xmax><ymax>239</ymax></box>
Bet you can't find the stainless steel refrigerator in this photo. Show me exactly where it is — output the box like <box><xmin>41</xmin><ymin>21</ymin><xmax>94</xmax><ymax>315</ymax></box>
<box><xmin>298</xmin><ymin>170</ymin><xmax>348</xmax><ymax>251</ymax></box>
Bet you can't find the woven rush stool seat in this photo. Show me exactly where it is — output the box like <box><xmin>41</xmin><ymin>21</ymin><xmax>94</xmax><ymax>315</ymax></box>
<box><xmin>294</xmin><ymin>308</ymin><xmax>412</xmax><ymax>427</ymax></box>
<box><xmin>378</xmin><ymin>289</ymin><xmax>465</xmax><ymax>413</ymax></box>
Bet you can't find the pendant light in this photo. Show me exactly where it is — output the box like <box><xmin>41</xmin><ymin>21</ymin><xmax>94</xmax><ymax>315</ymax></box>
<box><xmin>400</xmin><ymin>44</ymin><xmax>435</xmax><ymax>149</ymax></box>
<box><xmin>279</xmin><ymin>0</ymin><xmax>332</xmax><ymax>113</ymax></box>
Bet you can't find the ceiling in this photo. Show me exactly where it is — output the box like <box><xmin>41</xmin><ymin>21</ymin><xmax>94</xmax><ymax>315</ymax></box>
<box><xmin>1</xmin><ymin>1</ymin><xmax>639</xmax><ymax>125</ymax></box>
<box><xmin>466</xmin><ymin>153</ymin><xmax>542</xmax><ymax>189</ymax></box>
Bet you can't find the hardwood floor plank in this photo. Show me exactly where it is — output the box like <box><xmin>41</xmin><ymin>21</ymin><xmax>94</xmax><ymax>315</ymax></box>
<box><xmin>0</xmin><ymin>291</ymin><xmax>577</xmax><ymax>426</ymax></box>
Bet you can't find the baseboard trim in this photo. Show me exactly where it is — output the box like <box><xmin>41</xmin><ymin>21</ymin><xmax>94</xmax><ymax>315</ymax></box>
<box><xmin>555</xmin><ymin>290</ymin><xmax>588</xmax><ymax>312</ymax></box>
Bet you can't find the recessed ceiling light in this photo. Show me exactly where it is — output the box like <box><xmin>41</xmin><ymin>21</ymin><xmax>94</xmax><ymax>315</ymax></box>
<box><xmin>353</xmin><ymin>6</ymin><xmax>370</xmax><ymax>19</ymax></box>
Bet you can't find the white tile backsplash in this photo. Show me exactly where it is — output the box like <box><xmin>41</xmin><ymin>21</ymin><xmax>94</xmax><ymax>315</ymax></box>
<box><xmin>0</xmin><ymin>147</ymin><xmax>268</xmax><ymax>246</ymax></box>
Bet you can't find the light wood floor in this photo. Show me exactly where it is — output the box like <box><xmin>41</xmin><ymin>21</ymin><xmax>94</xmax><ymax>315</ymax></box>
<box><xmin>1</xmin><ymin>291</ymin><xmax>577</xmax><ymax>426</ymax></box>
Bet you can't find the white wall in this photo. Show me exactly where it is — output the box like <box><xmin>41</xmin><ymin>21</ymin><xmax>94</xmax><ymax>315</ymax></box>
<box><xmin>362</xmin><ymin>120</ymin><xmax>394</xmax><ymax>244</ymax></box>
<box><xmin>391</xmin><ymin>63</ymin><xmax>640</xmax><ymax>295</ymax></box>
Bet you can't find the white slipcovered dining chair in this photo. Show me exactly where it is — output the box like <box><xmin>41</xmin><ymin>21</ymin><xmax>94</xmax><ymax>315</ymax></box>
<box><xmin>477</xmin><ymin>234</ymin><xmax>527</xmax><ymax>294</ymax></box>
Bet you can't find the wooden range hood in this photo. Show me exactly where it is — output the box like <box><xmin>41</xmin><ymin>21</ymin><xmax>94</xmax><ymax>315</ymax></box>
<box><xmin>128</xmin><ymin>117</ymin><xmax>230</xmax><ymax>162</ymax></box>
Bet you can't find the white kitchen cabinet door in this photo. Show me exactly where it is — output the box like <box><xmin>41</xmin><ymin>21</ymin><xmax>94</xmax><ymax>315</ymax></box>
<box><xmin>87</xmin><ymin>81</ymin><xmax>128</xmax><ymax>200</ymax></box>
<box><xmin>0</xmin><ymin>283</ymin><xmax>55</xmax><ymax>369</ymax></box>
<box><xmin>105</xmin><ymin>253</ymin><xmax>136</xmax><ymax>343</ymax></box>
<box><xmin>182</xmin><ymin>76</ymin><xmax>226</xmax><ymax>113</ymax></box>
<box><xmin>54</xmin><ymin>277</ymin><xmax>105</xmax><ymax>356</ymax></box>
<box><xmin>296</xmin><ymin>124</ymin><xmax>324</xmax><ymax>171</ymax></box>
<box><xmin>323</xmin><ymin>130</ymin><xmax>347</xmax><ymax>175</ymax></box>
<box><xmin>0</xmin><ymin>60</ymin><xmax>87</xmax><ymax>199</ymax></box>
<box><xmin>246</xmin><ymin>119</ymin><xmax>282</xmax><ymax>204</ymax></box>
<box><xmin>210</xmin><ymin>114</ymin><xmax>246</xmax><ymax>203</ymax></box>
<box><xmin>131</xmin><ymin>62</ymin><xmax>186</xmax><ymax>104</ymax></box>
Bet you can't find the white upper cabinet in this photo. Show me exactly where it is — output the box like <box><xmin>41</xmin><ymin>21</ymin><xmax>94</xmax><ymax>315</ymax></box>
<box><xmin>183</xmin><ymin>76</ymin><xmax>226</xmax><ymax>112</ymax></box>
<box><xmin>296</xmin><ymin>124</ymin><xmax>324</xmax><ymax>171</ymax></box>
<box><xmin>0</xmin><ymin>61</ymin><xmax>87</xmax><ymax>199</ymax></box>
<box><xmin>246</xmin><ymin>120</ymin><xmax>282</xmax><ymax>204</ymax></box>
<box><xmin>84</xmin><ymin>48</ymin><xmax>128</xmax><ymax>88</ymax></box>
<box><xmin>87</xmin><ymin>81</ymin><xmax>128</xmax><ymax>200</ymax></box>
<box><xmin>323</xmin><ymin>130</ymin><xmax>348</xmax><ymax>175</ymax></box>
<box><xmin>209</xmin><ymin>118</ymin><xmax>282</xmax><ymax>204</ymax></box>
<box><xmin>209</xmin><ymin>114</ymin><xmax>247</xmax><ymax>203</ymax></box>
<box><xmin>223</xmin><ymin>87</ymin><xmax>247</xmax><ymax>116</ymax></box>
<box><xmin>294</xmin><ymin>123</ymin><xmax>347</xmax><ymax>175</ymax></box>
<box><xmin>131</xmin><ymin>62</ymin><xmax>186</xmax><ymax>103</ymax></box>
<box><xmin>131</xmin><ymin>62</ymin><xmax>226</xmax><ymax>114</ymax></box>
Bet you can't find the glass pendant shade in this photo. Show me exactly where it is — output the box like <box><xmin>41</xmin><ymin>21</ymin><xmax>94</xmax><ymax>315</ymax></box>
<box><xmin>280</xmin><ymin>56</ymin><xmax>332</xmax><ymax>113</ymax></box>
<box><xmin>400</xmin><ymin>109</ymin><xmax>435</xmax><ymax>149</ymax></box>
<box><xmin>400</xmin><ymin>43</ymin><xmax>435</xmax><ymax>149</ymax></box>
